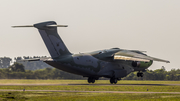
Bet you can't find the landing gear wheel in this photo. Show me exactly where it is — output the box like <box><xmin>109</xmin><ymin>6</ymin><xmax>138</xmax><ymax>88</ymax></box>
<box><xmin>110</xmin><ymin>78</ymin><xmax>114</xmax><ymax>84</ymax></box>
<box><xmin>137</xmin><ymin>73</ymin><xmax>140</xmax><ymax>77</ymax></box>
<box><xmin>91</xmin><ymin>79</ymin><xmax>95</xmax><ymax>83</ymax></box>
<box><xmin>137</xmin><ymin>72</ymin><xmax>143</xmax><ymax>77</ymax></box>
<box><xmin>114</xmin><ymin>79</ymin><xmax>117</xmax><ymax>84</ymax></box>
<box><xmin>110</xmin><ymin>78</ymin><xmax>118</xmax><ymax>84</ymax></box>
<box><xmin>88</xmin><ymin>78</ymin><xmax>91</xmax><ymax>83</ymax></box>
<box><xmin>87</xmin><ymin>77</ymin><xmax>95</xmax><ymax>83</ymax></box>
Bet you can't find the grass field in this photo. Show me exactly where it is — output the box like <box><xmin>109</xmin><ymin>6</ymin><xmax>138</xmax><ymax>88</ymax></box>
<box><xmin>1</xmin><ymin>85</ymin><xmax>180</xmax><ymax>92</ymax></box>
<box><xmin>0</xmin><ymin>80</ymin><xmax>180</xmax><ymax>100</ymax></box>
<box><xmin>1</xmin><ymin>92</ymin><xmax>180</xmax><ymax>101</ymax></box>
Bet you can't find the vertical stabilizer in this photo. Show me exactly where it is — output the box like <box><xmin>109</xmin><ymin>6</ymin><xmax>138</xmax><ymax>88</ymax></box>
<box><xmin>33</xmin><ymin>21</ymin><xmax>71</xmax><ymax>59</ymax></box>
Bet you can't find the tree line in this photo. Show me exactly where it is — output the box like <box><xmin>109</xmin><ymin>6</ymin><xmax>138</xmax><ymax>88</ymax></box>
<box><xmin>0</xmin><ymin>62</ymin><xmax>179</xmax><ymax>80</ymax></box>
<box><xmin>1</xmin><ymin>57</ymin><xmax>180</xmax><ymax>80</ymax></box>
<box><xmin>123</xmin><ymin>67</ymin><xmax>180</xmax><ymax>80</ymax></box>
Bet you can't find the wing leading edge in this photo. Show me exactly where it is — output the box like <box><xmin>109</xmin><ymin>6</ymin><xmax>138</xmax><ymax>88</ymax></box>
<box><xmin>114</xmin><ymin>51</ymin><xmax>170</xmax><ymax>63</ymax></box>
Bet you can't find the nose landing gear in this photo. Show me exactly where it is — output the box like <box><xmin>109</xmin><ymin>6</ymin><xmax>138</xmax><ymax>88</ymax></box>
<box><xmin>137</xmin><ymin>72</ymin><xmax>143</xmax><ymax>77</ymax></box>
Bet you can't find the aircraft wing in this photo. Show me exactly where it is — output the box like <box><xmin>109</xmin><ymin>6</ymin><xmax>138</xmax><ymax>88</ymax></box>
<box><xmin>114</xmin><ymin>51</ymin><xmax>170</xmax><ymax>63</ymax></box>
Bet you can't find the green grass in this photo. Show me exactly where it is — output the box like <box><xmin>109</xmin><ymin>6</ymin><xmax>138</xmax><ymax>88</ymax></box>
<box><xmin>0</xmin><ymin>80</ymin><xmax>180</xmax><ymax>92</ymax></box>
<box><xmin>0</xmin><ymin>85</ymin><xmax>180</xmax><ymax>92</ymax></box>
<box><xmin>0</xmin><ymin>80</ymin><xmax>180</xmax><ymax>100</ymax></box>
<box><xmin>0</xmin><ymin>91</ymin><xmax>180</xmax><ymax>101</ymax></box>
<box><xmin>0</xmin><ymin>79</ymin><xmax>180</xmax><ymax>84</ymax></box>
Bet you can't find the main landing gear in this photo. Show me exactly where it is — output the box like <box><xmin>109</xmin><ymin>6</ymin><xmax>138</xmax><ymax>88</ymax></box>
<box><xmin>137</xmin><ymin>72</ymin><xmax>143</xmax><ymax>77</ymax></box>
<box><xmin>110</xmin><ymin>78</ymin><xmax>117</xmax><ymax>84</ymax></box>
<box><xmin>87</xmin><ymin>77</ymin><xmax>120</xmax><ymax>84</ymax></box>
<box><xmin>110</xmin><ymin>78</ymin><xmax>121</xmax><ymax>84</ymax></box>
<box><xmin>88</xmin><ymin>77</ymin><xmax>98</xmax><ymax>83</ymax></box>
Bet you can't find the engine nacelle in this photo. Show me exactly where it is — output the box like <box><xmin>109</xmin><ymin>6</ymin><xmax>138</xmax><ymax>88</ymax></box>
<box><xmin>132</xmin><ymin>61</ymin><xmax>153</xmax><ymax>68</ymax></box>
<box><xmin>131</xmin><ymin>61</ymin><xmax>141</xmax><ymax>67</ymax></box>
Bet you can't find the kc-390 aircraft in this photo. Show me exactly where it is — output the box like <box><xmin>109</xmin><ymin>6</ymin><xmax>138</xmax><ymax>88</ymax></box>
<box><xmin>13</xmin><ymin>21</ymin><xmax>170</xmax><ymax>84</ymax></box>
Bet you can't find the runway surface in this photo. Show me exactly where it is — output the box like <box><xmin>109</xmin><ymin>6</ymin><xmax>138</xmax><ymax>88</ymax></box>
<box><xmin>0</xmin><ymin>89</ymin><xmax>180</xmax><ymax>94</ymax></box>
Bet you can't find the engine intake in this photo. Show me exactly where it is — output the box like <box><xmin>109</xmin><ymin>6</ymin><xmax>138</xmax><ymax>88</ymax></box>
<box><xmin>132</xmin><ymin>61</ymin><xmax>141</xmax><ymax>67</ymax></box>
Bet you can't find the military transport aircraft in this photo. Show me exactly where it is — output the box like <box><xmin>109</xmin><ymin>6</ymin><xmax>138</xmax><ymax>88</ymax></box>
<box><xmin>12</xmin><ymin>21</ymin><xmax>170</xmax><ymax>84</ymax></box>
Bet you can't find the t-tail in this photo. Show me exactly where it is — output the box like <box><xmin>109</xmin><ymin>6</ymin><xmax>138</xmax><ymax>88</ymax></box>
<box><xmin>12</xmin><ymin>21</ymin><xmax>72</xmax><ymax>59</ymax></box>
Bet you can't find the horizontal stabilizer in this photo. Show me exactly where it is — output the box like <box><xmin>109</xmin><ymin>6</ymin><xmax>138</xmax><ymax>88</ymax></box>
<box><xmin>46</xmin><ymin>25</ymin><xmax>68</xmax><ymax>27</ymax></box>
<box><xmin>12</xmin><ymin>25</ymin><xmax>68</xmax><ymax>28</ymax></box>
<box><xmin>12</xmin><ymin>25</ymin><xmax>34</xmax><ymax>28</ymax></box>
<box><xmin>17</xmin><ymin>57</ymin><xmax>51</xmax><ymax>62</ymax></box>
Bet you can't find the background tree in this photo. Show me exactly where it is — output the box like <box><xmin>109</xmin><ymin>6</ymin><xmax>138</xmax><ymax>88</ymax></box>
<box><xmin>8</xmin><ymin>62</ymin><xmax>25</xmax><ymax>72</ymax></box>
<box><xmin>0</xmin><ymin>57</ymin><xmax>180</xmax><ymax>80</ymax></box>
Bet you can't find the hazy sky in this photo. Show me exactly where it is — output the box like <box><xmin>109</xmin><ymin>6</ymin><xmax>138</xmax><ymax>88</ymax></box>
<box><xmin>0</xmin><ymin>0</ymin><xmax>179</xmax><ymax>71</ymax></box>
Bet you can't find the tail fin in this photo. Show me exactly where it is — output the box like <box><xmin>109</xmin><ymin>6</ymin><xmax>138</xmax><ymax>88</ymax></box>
<box><xmin>13</xmin><ymin>21</ymin><xmax>71</xmax><ymax>59</ymax></box>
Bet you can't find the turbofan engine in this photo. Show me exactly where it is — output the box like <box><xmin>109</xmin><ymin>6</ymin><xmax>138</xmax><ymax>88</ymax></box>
<box><xmin>131</xmin><ymin>61</ymin><xmax>141</xmax><ymax>67</ymax></box>
<box><xmin>131</xmin><ymin>61</ymin><xmax>153</xmax><ymax>69</ymax></box>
